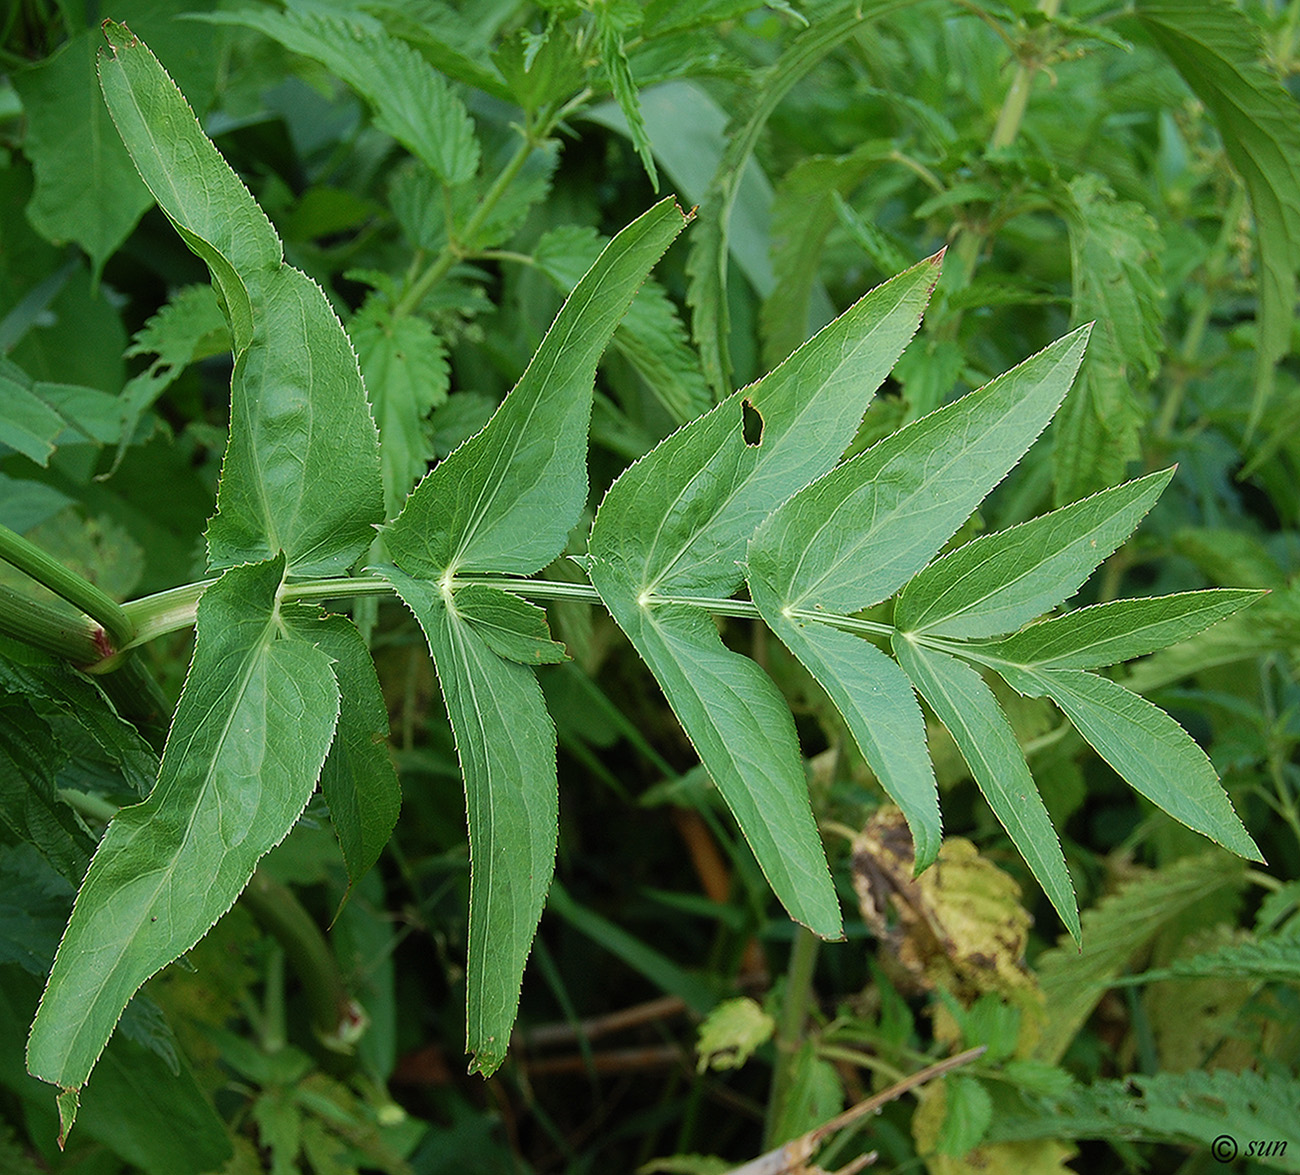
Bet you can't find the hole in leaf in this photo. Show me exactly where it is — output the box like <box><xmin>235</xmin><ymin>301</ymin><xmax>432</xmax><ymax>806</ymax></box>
<box><xmin>741</xmin><ymin>398</ymin><xmax>763</xmax><ymax>447</ymax></box>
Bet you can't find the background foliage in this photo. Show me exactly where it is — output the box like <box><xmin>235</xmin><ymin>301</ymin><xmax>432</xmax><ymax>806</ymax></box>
<box><xmin>2</xmin><ymin>0</ymin><xmax>1299</xmax><ymax>1171</ymax></box>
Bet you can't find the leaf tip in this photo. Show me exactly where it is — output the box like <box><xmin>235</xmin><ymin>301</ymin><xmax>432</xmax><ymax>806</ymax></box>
<box><xmin>55</xmin><ymin>1087</ymin><xmax>80</xmax><ymax>1149</ymax></box>
<box><xmin>100</xmin><ymin>18</ymin><xmax>138</xmax><ymax>51</ymax></box>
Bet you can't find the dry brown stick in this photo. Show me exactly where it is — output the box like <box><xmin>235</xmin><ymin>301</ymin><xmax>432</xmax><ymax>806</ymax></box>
<box><xmin>516</xmin><ymin>994</ymin><xmax>688</xmax><ymax>1049</ymax></box>
<box><xmin>722</xmin><ymin>1046</ymin><xmax>987</xmax><ymax>1175</ymax></box>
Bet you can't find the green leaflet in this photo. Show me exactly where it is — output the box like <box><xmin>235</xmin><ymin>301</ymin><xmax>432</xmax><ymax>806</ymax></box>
<box><xmin>973</xmin><ymin>589</ymin><xmax>1263</xmax><ymax>671</ymax></box>
<box><xmin>533</xmin><ymin>225</ymin><xmax>710</xmax><ymax>427</ymax></box>
<box><xmin>385</xmin><ymin>197</ymin><xmax>689</xmax><ymax>579</ymax></box>
<box><xmin>0</xmin><ymin>372</ymin><xmax>73</xmax><ymax>466</ymax></box>
<box><xmin>98</xmin><ymin>22</ymin><xmax>280</xmax><ymax>351</ymax></box>
<box><xmin>748</xmin><ymin>328</ymin><xmax>1089</xmax><ymax>616</ymax></box>
<box><xmin>207</xmin><ymin>265</ymin><xmax>384</xmax><ymax>575</ymax></box>
<box><xmin>1138</xmin><ymin>0</ymin><xmax>1300</xmax><ymax>430</ymax></box>
<box><xmin>205</xmin><ymin>8</ymin><xmax>480</xmax><ymax>186</ymax></box>
<box><xmin>281</xmin><ymin>608</ymin><xmax>401</xmax><ymax>896</ymax></box>
<box><xmin>1015</xmin><ymin>668</ymin><xmax>1261</xmax><ymax>862</ymax></box>
<box><xmin>98</xmin><ymin>23</ymin><xmax>383</xmax><ymax>577</ymax></box>
<box><xmin>27</xmin><ymin>556</ymin><xmax>341</xmax><ymax>1107</ymax></box>
<box><xmin>747</xmin><ymin>581</ymin><xmax>940</xmax><ymax>871</ymax></box>
<box><xmin>597</xmin><ymin>13</ymin><xmax>658</xmax><ymax>190</ymax></box>
<box><xmin>896</xmin><ymin>468</ymin><xmax>1176</xmax><ymax>639</ymax></box>
<box><xmin>380</xmin><ymin>565</ymin><xmax>557</xmax><ymax>1076</ymax></box>
<box><xmin>892</xmin><ymin>638</ymin><xmax>1079</xmax><ymax>942</ymax></box>
<box><xmin>1115</xmin><ymin>934</ymin><xmax>1300</xmax><ymax>986</ymax></box>
<box><xmin>453</xmin><ymin>585</ymin><xmax>568</xmax><ymax>665</ymax></box>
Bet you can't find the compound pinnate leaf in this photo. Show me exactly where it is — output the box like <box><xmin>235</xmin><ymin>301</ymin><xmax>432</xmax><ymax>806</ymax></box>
<box><xmin>28</xmin><ymin>556</ymin><xmax>341</xmax><ymax>1105</ymax></box>
<box><xmin>281</xmin><ymin>608</ymin><xmax>401</xmax><ymax>897</ymax></box>
<box><xmin>1017</xmin><ymin>668</ymin><xmax>1262</xmax><ymax>862</ymax></box>
<box><xmin>976</xmin><ymin>590</ymin><xmax>1263</xmax><ymax>672</ymax></box>
<box><xmin>385</xmin><ymin>197</ymin><xmax>689</xmax><ymax>579</ymax></box>
<box><xmin>748</xmin><ymin>579</ymin><xmax>941</xmax><ymax>871</ymax></box>
<box><xmin>98</xmin><ymin>21</ymin><xmax>280</xmax><ymax>351</ymax></box>
<box><xmin>748</xmin><ymin>328</ymin><xmax>1090</xmax><ymax>618</ymax></box>
<box><xmin>206</xmin><ymin>265</ymin><xmax>384</xmax><ymax>576</ymax></box>
<box><xmin>896</xmin><ymin>468</ymin><xmax>1176</xmax><ymax>639</ymax></box>
<box><xmin>893</xmin><ymin>637</ymin><xmax>1079</xmax><ymax>942</ymax></box>
<box><xmin>380</xmin><ymin>565</ymin><xmax>557</xmax><ymax>1075</ymax></box>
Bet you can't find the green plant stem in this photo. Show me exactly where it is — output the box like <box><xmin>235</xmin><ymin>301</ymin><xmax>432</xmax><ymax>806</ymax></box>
<box><xmin>0</xmin><ymin>583</ymin><xmax>105</xmax><ymax>664</ymax></box>
<box><xmin>0</xmin><ymin>521</ymin><xmax>134</xmax><ymax>650</ymax></box>
<box><xmin>764</xmin><ymin>923</ymin><xmax>821</xmax><ymax>1149</ymax></box>
<box><xmin>393</xmin><ymin>107</ymin><xmax>553</xmax><ymax>319</ymax></box>
<box><xmin>115</xmin><ymin>572</ymin><xmax>900</xmax><ymax>659</ymax></box>
<box><xmin>240</xmin><ymin>870</ymin><xmax>363</xmax><ymax>1064</ymax></box>
<box><xmin>945</xmin><ymin>0</ymin><xmax>1062</xmax><ymax>318</ymax></box>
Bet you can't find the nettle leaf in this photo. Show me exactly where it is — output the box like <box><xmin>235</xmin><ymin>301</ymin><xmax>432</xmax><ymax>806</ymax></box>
<box><xmin>892</xmin><ymin>639</ymin><xmax>1080</xmax><ymax>942</ymax></box>
<box><xmin>1052</xmin><ymin>176</ymin><xmax>1162</xmax><ymax>504</ymax></box>
<box><xmin>380</xmin><ymin>565</ymin><xmax>556</xmax><ymax>1077</ymax></box>
<box><xmin>1008</xmin><ymin>668</ymin><xmax>1261</xmax><ymax>862</ymax></box>
<box><xmin>592</xmin><ymin>256</ymin><xmax>941</xmax><ymax>935</ymax></box>
<box><xmin>28</xmin><ymin>556</ymin><xmax>341</xmax><ymax>1114</ymax></box>
<box><xmin>99</xmin><ymin>23</ymin><xmax>384</xmax><ymax>577</ymax></box>
<box><xmin>281</xmin><ymin>608</ymin><xmax>401</xmax><ymax>897</ymax></box>
<box><xmin>207</xmin><ymin>8</ymin><xmax>480</xmax><ymax>186</ymax></box>
<box><xmin>384</xmin><ymin>197</ymin><xmax>689</xmax><ymax>579</ymax></box>
<box><xmin>896</xmin><ymin>468</ymin><xmax>1176</xmax><ymax>639</ymax></box>
<box><xmin>1138</xmin><ymin>0</ymin><xmax>1300</xmax><ymax>428</ymax></box>
<box><xmin>350</xmin><ymin>304</ymin><xmax>450</xmax><ymax>518</ymax></box>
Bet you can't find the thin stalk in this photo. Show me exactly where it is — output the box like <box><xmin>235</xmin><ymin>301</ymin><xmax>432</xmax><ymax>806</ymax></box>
<box><xmin>764</xmin><ymin>924</ymin><xmax>822</xmax><ymax>1149</ymax></box>
<box><xmin>0</xmin><ymin>521</ymin><xmax>134</xmax><ymax>650</ymax></box>
<box><xmin>240</xmin><ymin>870</ymin><xmax>364</xmax><ymax>1063</ymax></box>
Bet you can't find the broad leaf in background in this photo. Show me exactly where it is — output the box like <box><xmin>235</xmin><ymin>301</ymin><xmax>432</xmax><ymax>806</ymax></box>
<box><xmin>380</xmin><ymin>565</ymin><xmax>556</xmax><ymax>1076</ymax></box>
<box><xmin>384</xmin><ymin>197</ymin><xmax>689</xmax><ymax>579</ymax></box>
<box><xmin>98</xmin><ymin>22</ymin><xmax>385</xmax><ymax>576</ymax></box>
<box><xmin>893</xmin><ymin>638</ymin><xmax>1080</xmax><ymax>941</ymax></box>
<box><xmin>14</xmin><ymin>30</ymin><xmax>151</xmax><ymax>277</ymax></box>
<box><xmin>1138</xmin><ymin>0</ymin><xmax>1300</xmax><ymax>430</ymax></box>
<box><xmin>1050</xmin><ymin>177</ymin><xmax>1162</xmax><ymax>505</ymax></box>
<box><xmin>205</xmin><ymin>7</ymin><xmax>480</xmax><ymax>187</ymax></box>
<box><xmin>27</xmin><ymin>556</ymin><xmax>341</xmax><ymax>1129</ymax></box>
<box><xmin>896</xmin><ymin>468</ymin><xmax>1176</xmax><ymax>639</ymax></box>
<box><xmin>592</xmin><ymin>257</ymin><xmax>941</xmax><ymax>934</ymax></box>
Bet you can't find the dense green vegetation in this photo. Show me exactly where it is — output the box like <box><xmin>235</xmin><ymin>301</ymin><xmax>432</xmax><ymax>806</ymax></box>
<box><xmin>2</xmin><ymin>1</ymin><xmax>1299</xmax><ymax>1171</ymax></box>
